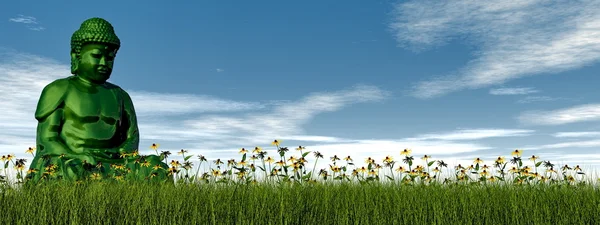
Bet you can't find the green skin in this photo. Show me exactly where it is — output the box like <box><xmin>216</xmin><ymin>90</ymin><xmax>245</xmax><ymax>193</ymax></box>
<box><xmin>26</xmin><ymin>43</ymin><xmax>172</xmax><ymax>183</ymax></box>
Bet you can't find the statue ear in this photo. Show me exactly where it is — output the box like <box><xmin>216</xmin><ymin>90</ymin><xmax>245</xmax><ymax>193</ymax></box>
<box><xmin>70</xmin><ymin>52</ymin><xmax>79</xmax><ymax>74</ymax></box>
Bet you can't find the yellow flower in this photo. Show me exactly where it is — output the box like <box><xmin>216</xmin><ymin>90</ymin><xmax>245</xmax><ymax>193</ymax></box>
<box><xmin>168</xmin><ymin>167</ymin><xmax>178</xmax><ymax>175</ymax></box>
<box><xmin>400</xmin><ymin>148</ymin><xmax>411</xmax><ymax>156</ymax></box>
<box><xmin>395</xmin><ymin>166</ymin><xmax>405</xmax><ymax>173</ymax></box>
<box><xmin>295</xmin><ymin>146</ymin><xmax>305</xmax><ymax>151</ymax></box>
<box><xmin>178</xmin><ymin>149</ymin><xmax>188</xmax><ymax>155</ymax></box>
<box><xmin>170</xmin><ymin>160</ymin><xmax>181</xmax><ymax>167</ymax></box>
<box><xmin>287</xmin><ymin>156</ymin><xmax>297</xmax><ymax>163</ymax></box>
<box><xmin>239</xmin><ymin>148</ymin><xmax>248</xmax><ymax>154</ymax></box>
<box><xmin>227</xmin><ymin>159</ymin><xmax>236</xmax><ymax>167</ymax></box>
<box><xmin>344</xmin><ymin>156</ymin><xmax>353</xmax><ymax>162</ymax></box>
<box><xmin>253</xmin><ymin>147</ymin><xmax>262</xmax><ymax>153</ymax></box>
<box><xmin>330</xmin><ymin>165</ymin><xmax>341</xmax><ymax>172</ymax></box>
<box><xmin>6</xmin><ymin>154</ymin><xmax>15</xmax><ymax>161</ymax></box>
<box><xmin>331</xmin><ymin>155</ymin><xmax>341</xmax><ymax>162</ymax></box>
<box><xmin>112</xmin><ymin>164</ymin><xmax>125</xmax><ymax>170</ymax></box>
<box><xmin>529</xmin><ymin>155</ymin><xmax>539</xmax><ymax>161</ymax></box>
<box><xmin>415</xmin><ymin>165</ymin><xmax>424</xmax><ymax>172</ymax></box>
<box><xmin>142</xmin><ymin>161</ymin><xmax>151</xmax><ymax>167</ymax></box>
<box><xmin>238</xmin><ymin>160</ymin><xmax>248</xmax><ymax>167</ymax></box>
<box><xmin>509</xmin><ymin>167</ymin><xmax>519</xmax><ymax>173</ymax></box>
<box><xmin>265</xmin><ymin>157</ymin><xmax>275</xmax><ymax>163</ymax></box>
<box><xmin>114</xmin><ymin>175</ymin><xmax>124</xmax><ymax>181</ymax></box>
<box><xmin>433</xmin><ymin>167</ymin><xmax>440</xmax><ymax>173</ymax></box>
<box><xmin>574</xmin><ymin>165</ymin><xmax>582</xmax><ymax>172</ymax></box>
<box><xmin>90</xmin><ymin>173</ymin><xmax>102</xmax><ymax>180</ymax></box>
<box><xmin>511</xmin><ymin>149</ymin><xmax>522</xmax><ymax>157</ymax></box>
<box><xmin>27</xmin><ymin>168</ymin><xmax>37</xmax><ymax>174</ymax></box>
<box><xmin>495</xmin><ymin>156</ymin><xmax>505</xmax><ymax>164</ymax></box>
<box><xmin>153</xmin><ymin>164</ymin><xmax>162</xmax><ymax>171</ymax></box>
<box><xmin>298</xmin><ymin>157</ymin><xmax>307</xmax><ymax>164</ymax></box>
<box><xmin>275</xmin><ymin>160</ymin><xmax>286</xmax><ymax>166</ymax></box>
<box><xmin>522</xmin><ymin>166</ymin><xmax>531</xmax><ymax>174</ymax></box>
<box><xmin>132</xmin><ymin>150</ymin><xmax>139</xmax><ymax>157</ymax></box>
<box><xmin>212</xmin><ymin>169</ymin><xmax>221</xmax><ymax>176</ymax></box>
<box><xmin>480</xmin><ymin>170</ymin><xmax>489</xmax><ymax>176</ymax></box>
<box><xmin>421</xmin><ymin>155</ymin><xmax>431</xmax><ymax>161</ymax></box>
<box><xmin>14</xmin><ymin>164</ymin><xmax>25</xmax><ymax>171</ymax></box>
<box><xmin>488</xmin><ymin>176</ymin><xmax>497</xmax><ymax>182</ymax></box>
<box><xmin>473</xmin><ymin>158</ymin><xmax>483</xmax><ymax>164</ymax></box>
<box><xmin>359</xmin><ymin>166</ymin><xmax>367</xmax><ymax>173</ymax></box>
<box><xmin>150</xmin><ymin>143</ymin><xmax>160</xmax><ymax>150</ymax></box>
<box><xmin>368</xmin><ymin>169</ymin><xmax>377</xmax><ymax>176</ymax></box>
<box><xmin>26</xmin><ymin>147</ymin><xmax>36</xmax><ymax>154</ymax></box>
<box><xmin>384</xmin><ymin>156</ymin><xmax>394</xmax><ymax>163</ymax></box>
<box><xmin>271</xmin><ymin>140</ymin><xmax>280</xmax><ymax>146</ymax></box>
<box><xmin>120</xmin><ymin>152</ymin><xmax>129</xmax><ymax>158</ymax></box>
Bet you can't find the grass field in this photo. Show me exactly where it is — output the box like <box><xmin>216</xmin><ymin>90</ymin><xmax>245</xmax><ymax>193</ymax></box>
<box><xmin>1</xmin><ymin>140</ymin><xmax>599</xmax><ymax>224</ymax></box>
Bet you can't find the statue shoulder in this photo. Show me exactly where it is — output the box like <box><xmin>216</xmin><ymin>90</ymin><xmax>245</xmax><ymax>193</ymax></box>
<box><xmin>34</xmin><ymin>78</ymin><xmax>72</xmax><ymax>121</ymax></box>
<box><xmin>106</xmin><ymin>82</ymin><xmax>133</xmax><ymax>101</ymax></box>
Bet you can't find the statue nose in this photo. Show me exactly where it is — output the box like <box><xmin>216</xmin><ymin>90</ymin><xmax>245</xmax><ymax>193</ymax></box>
<box><xmin>99</xmin><ymin>56</ymin><xmax>107</xmax><ymax>65</ymax></box>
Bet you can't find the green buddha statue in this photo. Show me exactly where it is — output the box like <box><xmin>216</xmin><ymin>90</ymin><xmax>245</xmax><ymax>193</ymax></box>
<box><xmin>25</xmin><ymin>18</ymin><xmax>172</xmax><ymax>184</ymax></box>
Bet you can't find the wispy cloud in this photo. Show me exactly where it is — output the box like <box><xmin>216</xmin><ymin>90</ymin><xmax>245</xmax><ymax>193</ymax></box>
<box><xmin>8</xmin><ymin>14</ymin><xmax>45</xmax><ymax>31</ymax></box>
<box><xmin>390</xmin><ymin>1</ymin><xmax>600</xmax><ymax>98</ymax></box>
<box><xmin>489</xmin><ymin>87</ymin><xmax>539</xmax><ymax>95</ymax></box>
<box><xmin>145</xmin><ymin>84</ymin><xmax>391</xmax><ymax>150</ymax></box>
<box><xmin>518</xmin><ymin>104</ymin><xmax>600</xmax><ymax>125</ymax></box>
<box><xmin>404</xmin><ymin>129</ymin><xmax>535</xmax><ymax>141</ymax></box>
<box><xmin>553</xmin><ymin>131</ymin><xmax>600</xmax><ymax>138</ymax></box>
<box><xmin>525</xmin><ymin>139</ymin><xmax>600</xmax><ymax>150</ymax></box>
<box><xmin>216</xmin><ymin>68</ymin><xmax>224</xmax><ymax>72</ymax></box>
<box><xmin>516</xmin><ymin>96</ymin><xmax>560</xmax><ymax>104</ymax></box>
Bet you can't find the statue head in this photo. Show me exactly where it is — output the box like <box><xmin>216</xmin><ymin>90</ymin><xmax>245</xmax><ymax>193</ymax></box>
<box><xmin>70</xmin><ymin>17</ymin><xmax>121</xmax><ymax>84</ymax></box>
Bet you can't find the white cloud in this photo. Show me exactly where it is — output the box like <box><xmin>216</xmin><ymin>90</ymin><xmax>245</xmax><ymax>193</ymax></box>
<box><xmin>489</xmin><ymin>87</ymin><xmax>539</xmax><ymax>95</ymax></box>
<box><xmin>216</xmin><ymin>68</ymin><xmax>224</xmax><ymax>72</ymax></box>
<box><xmin>404</xmin><ymin>129</ymin><xmax>535</xmax><ymax>141</ymax></box>
<box><xmin>142</xmin><ymin>84</ymin><xmax>391</xmax><ymax>150</ymax></box>
<box><xmin>516</xmin><ymin>96</ymin><xmax>558</xmax><ymax>104</ymax></box>
<box><xmin>130</xmin><ymin>91</ymin><xmax>264</xmax><ymax>117</ymax></box>
<box><xmin>553</xmin><ymin>132</ymin><xmax>600</xmax><ymax>138</ymax></box>
<box><xmin>518</xmin><ymin>104</ymin><xmax>600</xmax><ymax>125</ymax></box>
<box><xmin>390</xmin><ymin>1</ymin><xmax>600</xmax><ymax>98</ymax></box>
<box><xmin>8</xmin><ymin>15</ymin><xmax>38</xmax><ymax>24</ymax></box>
<box><xmin>8</xmin><ymin>14</ymin><xmax>45</xmax><ymax>31</ymax></box>
<box><xmin>525</xmin><ymin>139</ymin><xmax>600</xmax><ymax>150</ymax></box>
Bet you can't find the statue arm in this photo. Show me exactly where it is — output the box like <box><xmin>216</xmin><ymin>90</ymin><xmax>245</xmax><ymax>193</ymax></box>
<box><xmin>117</xmin><ymin>89</ymin><xmax>140</xmax><ymax>154</ymax></box>
<box><xmin>35</xmin><ymin>81</ymin><xmax>79</xmax><ymax>158</ymax></box>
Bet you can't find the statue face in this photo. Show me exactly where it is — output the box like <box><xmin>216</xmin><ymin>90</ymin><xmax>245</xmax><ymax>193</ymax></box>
<box><xmin>76</xmin><ymin>43</ymin><xmax>117</xmax><ymax>83</ymax></box>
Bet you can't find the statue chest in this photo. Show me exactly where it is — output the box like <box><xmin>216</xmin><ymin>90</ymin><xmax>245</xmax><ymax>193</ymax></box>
<box><xmin>63</xmin><ymin>87</ymin><xmax>123</xmax><ymax>125</ymax></box>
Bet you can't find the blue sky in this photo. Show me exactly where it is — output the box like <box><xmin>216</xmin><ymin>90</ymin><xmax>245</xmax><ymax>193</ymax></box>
<box><xmin>1</xmin><ymin>0</ymin><xmax>599</xmax><ymax>183</ymax></box>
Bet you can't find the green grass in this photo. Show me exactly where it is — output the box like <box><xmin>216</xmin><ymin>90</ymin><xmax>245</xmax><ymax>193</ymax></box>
<box><xmin>1</xmin><ymin>179</ymin><xmax>599</xmax><ymax>224</ymax></box>
<box><xmin>1</xmin><ymin>142</ymin><xmax>600</xmax><ymax>224</ymax></box>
